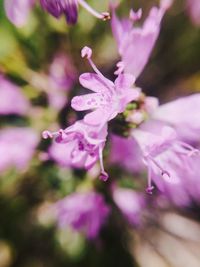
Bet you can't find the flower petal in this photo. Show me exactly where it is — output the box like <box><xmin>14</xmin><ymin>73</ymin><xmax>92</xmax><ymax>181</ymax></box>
<box><xmin>4</xmin><ymin>0</ymin><xmax>34</xmax><ymax>27</ymax></box>
<box><xmin>152</xmin><ymin>94</ymin><xmax>200</xmax><ymax>142</ymax></box>
<box><xmin>71</xmin><ymin>93</ymin><xmax>108</xmax><ymax>111</ymax></box>
<box><xmin>79</xmin><ymin>73</ymin><xmax>114</xmax><ymax>93</ymax></box>
<box><xmin>84</xmin><ymin>108</ymin><xmax>110</xmax><ymax>126</ymax></box>
<box><xmin>114</xmin><ymin>74</ymin><xmax>135</xmax><ymax>93</ymax></box>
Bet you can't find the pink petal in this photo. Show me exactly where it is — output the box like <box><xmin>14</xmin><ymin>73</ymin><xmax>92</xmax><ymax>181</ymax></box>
<box><xmin>0</xmin><ymin>76</ymin><xmax>30</xmax><ymax>115</ymax></box>
<box><xmin>186</xmin><ymin>0</ymin><xmax>200</xmax><ymax>26</ymax></box>
<box><xmin>79</xmin><ymin>73</ymin><xmax>114</xmax><ymax>93</ymax></box>
<box><xmin>84</xmin><ymin>108</ymin><xmax>110</xmax><ymax>126</ymax></box>
<box><xmin>153</xmin><ymin>94</ymin><xmax>200</xmax><ymax>142</ymax></box>
<box><xmin>114</xmin><ymin>74</ymin><xmax>135</xmax><ymax>92</ymax></box>
<box><xmin>71</xmin><ymin>93</ymin><xmax>108</xmax><ymax>111</ymax></box>
<box><xmin>4</xmin><ymin>0</ymin><xmax>35</xmax><ymax>27</ymax></box>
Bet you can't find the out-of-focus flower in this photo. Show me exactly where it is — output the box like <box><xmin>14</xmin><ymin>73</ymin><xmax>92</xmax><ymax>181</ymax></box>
<box><xmin>55</xmin><ymin>192</ymin><xmax>110</xmax><ymax>239</ymax></box>
<box><xmin>152</xmin><ymin>94</ymin><xmax>200</xmax><ymax>143</ymax></box>
<box><xmin>186</xmin><ymin>0</ymin><xmax>200</xmax><ymax>26</ymax></box>
<box><xmin>48</xmin><ymin>141</ymin><xmax>71</xmax><ymax>168</ymax></box>
<box><xmin>0</xmin><ymin>128</ymin><xmax>39</xmax><ymax>172</ymax></box>
<box><xmin>113</xmin><ymin>187</ymin><xmax>144</xmax><ymax>226</ymax></box>
<box><xmin>110</xmin><ymin>134</ymin><xmax>144</xmax><ymax>173</ymax></box>
<box><xmin>152</xmin><ymin>147</ymin><xmax>200</xmax><ymax>206</ymax></box>
<box><xmin>43</xmin><ymin>120</ymin><xmax>109</xmax><ymax>180</ymax></box>
<box><xmin>133</xmin><ymin>125</ymin><xmax>199</xmax><ymax>194</ymax></box>
<box><xmin>4</xmin><ymin>0</ymin><xmax>35</xmax><ymax>27</ymax></box>
<box><xmin>40</xmin><ymin>0</ymin><xmax>110</xmax><ymax>24</ymax></box>
<box><xmin>47</xmin><ymin>53</ymin><xmax>77</xmax><ymax>110</ymax></box>
<box><xmin>71</xmin><ymin>47</ymin><xmax>140</xmax><ymax>126</ymax></box>
<box><xmin>0</xmin><ymin>75</ymin><xmax>30</xmax><ymax>115</ymax></box>
<box><xmin>131</xmin><ymin>94</ymin><xmax>200</xmax><ymax>194</ymax></box>
<box><xmin>111</xmin><ymin>0</ymin><xmax>172</xmax><ymax>77</ymax></box>
<box><xmin>4</xmin><ymin>0</ymin><xmax>110</xmax><ymax>26</ymax></box>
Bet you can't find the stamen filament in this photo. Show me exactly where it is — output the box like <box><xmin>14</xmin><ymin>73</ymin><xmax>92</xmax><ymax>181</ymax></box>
<box><xmin>88</xmin><ymin>58</ymin><xmax>105</xmax><ymax>78</ymax></box>
<box><xmin>146</xmin><ymin>164</ymin><xmax>154</xmax><ymax>194</ymax></box>
<box><xmin>99</xmin><ymin>144</ymin><xmax>109</xmax><ymax>181</ymax></box>
<box><xmin>175</xmin><ymin>141</ymin><xmax>200</xmax><ymax>156</ymax></box>
<box><xmin>78</xmin><ymin>0</ymin><xmax>110</xmax><ymax>20</ymax></box>
<box><xmin>87</xmin><ymin>57</ymin><xmax>115</xmax><ymax>94</ymax></box>
<box><xmin>148</xmin><ymin>156</ymin><xmax>170</xmax><ymax>178</ymax></box>
<box><xmin>42</xmin><ymin>130</ymin><xmax>59</xmax><ymax>139</ymax></box>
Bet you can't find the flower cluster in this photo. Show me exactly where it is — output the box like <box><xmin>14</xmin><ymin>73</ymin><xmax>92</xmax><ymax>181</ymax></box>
<box><xmin>3</xmin><ymin>0</ymin><xmax>200</xmax><ymax>243</ymax></box>
<box><xmin>4</xmin><ymin>0</ymin><xmax>110</xmax><ymax>27</ymax></box>
<box><xmin>43</xmin><ymin>0</ymin><xmax>200</xmax><ymax>199</ymax></box>
<box><xmin>55</xmin><ymin>191</ymin><xmax>110</xmax><ymax>239</ymax></box>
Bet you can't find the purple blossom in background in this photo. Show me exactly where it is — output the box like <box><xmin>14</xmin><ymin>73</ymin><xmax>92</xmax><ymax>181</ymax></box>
<box><xmin>110</xmin><ymin>134</ymin><xmax>144</xmax><ymax>174</ymax></box>
<box><xmin>40</xmin><ymin>0</ymin><xmax>78</xmax><ymax>24</ymax></box>
<box><xmin>4</xmin><ymin>0</ymin><xmax>110</xmax><ymax>26</ymax></box>
<box><xmin>4</xmin><ymin>0</ymin><xmax>35</xmax><ymax>27</ymax></box>
<box><xmin>55</xmin><ymin>192</ymin><xmax>110</xmax><ymax>239</ymax></box>
<box><xmin>186</xmin><ymin>0</ymin><xmax>200</xmax><ymax>26</ymax></box>
<box><xmin>0</xmin><ymin>128</ymin><xmax>39</xmax><ymax>172</ymax></box>
<box><xmin>43</xmin><ymin>120</ymin><xmax>109</xmax><ymax>180</ymax></box>
<box><xmin>0</xmin><ymin>75</ymin><xmax>30</xmax><ymax>115</ymax></box>
<box><xmin>47</xmin><ymin>53</ymin><xmax>77</xmax><ymax>110</ymax></box>
<box><xmin>40</xmin><ymin>0</ymin><xmax>110</xmax><ymax>24</ymax></box>
<box><xmin>113</xmin><ymin>187</ymin><xmax>144</xmax><ymax>226</ymax></box>
<box><xmin>48</xmin><ymin>141</ymin><xmax>72</xmax><ymax>168</ymax></box>
<box><xmin>152</xmin><ymin>94</ymin><xmax>200</xmax><ymax>143</ymax></box>
<box><xmin>71</xmin><ymin>47</ymin><xmax>140</xmax><ymax>126</ymax></box>
<box><xmin>111</xmin><ymin>0</ymin><xmax>172</xmax><ymax>77</ymax></box>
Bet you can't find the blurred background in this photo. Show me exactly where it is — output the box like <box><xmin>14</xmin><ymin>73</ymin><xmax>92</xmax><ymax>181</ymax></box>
<box><xmin>0</xmin><ymin>0</ymin><xmax>200</xmax><ymax>266</ymax></box>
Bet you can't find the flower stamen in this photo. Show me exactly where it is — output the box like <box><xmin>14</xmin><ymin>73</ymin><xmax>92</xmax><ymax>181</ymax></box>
<box><xmin>78</xmin><ymin>0</ymin><xmax>110</xmax><ymax>20</ymax></box>
<box><xmin>99</xmin><ymin>144</ymin><xmax>109</xmax><ymax>181</ymax></box>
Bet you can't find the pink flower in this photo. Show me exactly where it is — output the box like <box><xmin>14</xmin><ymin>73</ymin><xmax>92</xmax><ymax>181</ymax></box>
<box><xmin>4</xmin><ymin>0</ymin><xmax>35</xmax><ymax>27</ymax></box>
<box><xmin>71</xmin><ymin>47</ymin><xmax>140</xmax><ymax>126</ymax></box>
<box><xmin>43</xmin><ymin>120</ymin><xmax>109</xmax><ymax>180</ymax></box>
<box><xmin>0</xmin><ymin>127</ymin><xmax>39</xmax><ymax>172</ymax></box>
<box><xmin>186</xmin><ymin>0</ymin><xmax>200</xmax><ymax>26</ymax></box>
<box><xmin>110</xmin><ymin>134</ymin><xmax>144</xmax><ymax>174</ymax></box>
<box><xmin>4</xmin><ymin>0</ymin><xmax>110</xmax><ymax>27</ymax></box>
<box><xmin>152</xmin><ymin>94</ymin><xmax>200</xmax><ymax>143</ymax></box>
<box><xmin>111</xmin><ymin>0</ymin><xmax>172</xmax><ymax>77</ymax></box>
<box><xmin>0</xmin><ymin>75</ymin><xmax>30</xmax><ymax>115</ymax></box>
<box><xmin>113</xmin><ymin>187</ymin><xmax>144</xmax><ymax>226</ymax></box>
<box><xmin>47</xmin><ymin>53</ymin><xmax>77</xmax><ymax>110</ymax></box>
<box><xmin>132</xmin><ymin>112</ymin><xmax>200</xmax><ymax>194</ymax></box>
<box><xmin>40</xmin><ymin>0</ymin><xmax>110</xmax><ymax>24</ymax></box>
<box><xmin>55</xmin><ymin>192</ymin><xmax>110</xmax><ymax>239</ymax></box>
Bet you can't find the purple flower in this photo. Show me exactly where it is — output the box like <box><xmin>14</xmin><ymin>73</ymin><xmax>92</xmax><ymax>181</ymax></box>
<box><xmin>40</xmin><ymin>0</ymin><xmax>110</xmax><ymax>24</ymax></box>
<box><xmin>111</xmin><ymin>0</ymin><xmax>172</xmax><ymax>77</ymax></box>
<box><xmin>0</xmin><ymin>127</ymin><xmax>39</xmax><ymax>172</ymax></box>
<box><xmin>152</xmin><ymin>94</ymin><xmax>200</xmax><ymax>143</ymax></box>
<box><xmin>4</xmin><ymin>0</ymin><xmax>35</xmax><ymax>27</ymax></box>
<box><xmin>110</xmin><ymin>134</ymin><xmax>144</xmax><ymax>174</ymax></box>
<box><xmin>135</xmin><ymin>93</ymin><xmax>200</xmax><ymax>203</ymax></box>
<box><xmin>186</xmin><ymin>0</ymin><xmax>200</xmax><ymax>26</ymax></box>
<box><xmin>5</xmin><ymin>0</ymin><xmax>110</xmax><ymax>26</ymax></box>
<box><xmin>131</xmin><ymin>93</ymin><xmax>200</xmax><ymax>194</ymax></box>
<box><xmin>49</xmin><ymin>53</ymin><xmax>76</xmax><ymax>91</ymax></box>
<box><xmin>47</xmin><ymin>53</ymin><xmax>77</xmax><ymax>110</ymax></box>
<box><xmin>43</xmin><ymin>120</ymin><xmax>109</xmax><ymax>180</ymax></box>
<box><xmin>48</xmin><ymin>141</ymin><xmax>72</xmax><ymax>168</ymax></box>
<box><xmin>0</xmin><ymin>75</ymin><xmax>30</xmax><ymax>115</ymax></box>
<box><xmin>113</xmin><ymin>187</ymin><xmax>144</xmax><ymax>226</ymax></box>
<box><xmin>71</xmin><ymin>47</ymin><xmax>140</xmax><ymax>126</ymax></box>
<box><xmin>152</xmin><ymin>148</ymin><xmax>200</xmax><ymax>206</ymax></box>
<box><xmin>55</xmin><ymin>192</ymin><xmax>110</xmax><ymax>239</ymax></box>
